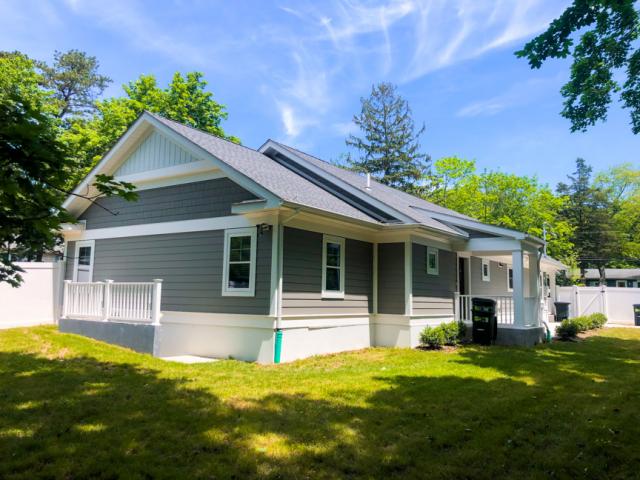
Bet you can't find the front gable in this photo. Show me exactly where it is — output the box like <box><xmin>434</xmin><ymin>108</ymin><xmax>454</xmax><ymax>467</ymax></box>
<box><xmin>114</xmin><ymin>130</ymin><xmax>202</xmax><ymax>177</ymax></box>
<box><xmin>63</xmin><ymin>112</ymin><xmax>282</xmax><ymax>219</ymax></box>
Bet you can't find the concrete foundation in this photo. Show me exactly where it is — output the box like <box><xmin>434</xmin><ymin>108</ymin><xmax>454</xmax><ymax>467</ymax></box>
<box><xmin>59</xmin><ymin>318</ymin><xmax>157</xmax><ymax>354</ymax></box>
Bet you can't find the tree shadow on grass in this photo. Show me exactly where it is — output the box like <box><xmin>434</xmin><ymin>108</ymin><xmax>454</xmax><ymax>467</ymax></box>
<box><xmin>0</xmin><ymin>334</ymin><xmax>639</xmax><ymax>479</ymax></box>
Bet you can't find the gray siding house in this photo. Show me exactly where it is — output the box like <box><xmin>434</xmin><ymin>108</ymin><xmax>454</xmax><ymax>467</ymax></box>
<box><xmin>59</xmin><ymin>112</ymin><xmax>565</xmax><ymax>363</ymax></box>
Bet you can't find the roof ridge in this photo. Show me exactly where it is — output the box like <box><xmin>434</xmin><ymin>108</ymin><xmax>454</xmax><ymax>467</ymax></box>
<box><xmin>273</xmin><ymin>140</ymin><xmax>472</xmax><ymax>219</ymax></box>
<box><xmin>146</xmin><ymin>110</ymin><xmax>265</xmax><ymax>157</ymax></box>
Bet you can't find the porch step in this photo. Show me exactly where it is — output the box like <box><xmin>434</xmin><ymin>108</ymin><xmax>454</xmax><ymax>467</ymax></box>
<box><xmin>160</xmin><ymin>355</ymin><xmax>220</xmax><ymax>364</ymax></box>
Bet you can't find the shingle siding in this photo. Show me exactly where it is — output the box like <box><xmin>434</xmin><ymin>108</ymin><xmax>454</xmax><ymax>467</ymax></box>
<box><xmin>281</xmin><ymin>227</ymin><xmax>373</xmax><ymax>315</ymax></box>
<box><xmin>412</xmin><ymin>244</ymin><xmax>456</xmax><ymax>316</ymax></box>
<box><xmin>377</xmin><ymin>243</ymin><xmax>405</xmax><ymax>314</ymax></box>
<box><xmin>78</xmin><ymin>178</ymin><xmax>257</xmax><ymax>229</ymax></box>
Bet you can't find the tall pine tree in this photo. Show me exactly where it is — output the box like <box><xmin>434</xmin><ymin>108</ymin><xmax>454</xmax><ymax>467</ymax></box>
<box><xmin>346</xmin><ymin>82</ymin><xmax>429</xmax><ymax>191</ymax></box>
<box><xmin>557</xmin><ymin>158</ymin><xmax>623</xmax><ymax>283</ymax></box>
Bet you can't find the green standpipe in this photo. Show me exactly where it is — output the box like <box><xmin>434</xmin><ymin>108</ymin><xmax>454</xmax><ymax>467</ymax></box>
<box><xmin>274</xmin><ymin>329</ymin><xmax>283</xmax><ymax>364</ymax></box>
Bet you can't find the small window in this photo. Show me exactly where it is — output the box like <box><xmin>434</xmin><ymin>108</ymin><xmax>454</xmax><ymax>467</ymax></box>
<box><xmin>426</xmin><ymin>247</ymin><xmax>438</xmax><ymax>275</ymax></box>
<box><xmin>482</xmin><ymin>259</ymin><xmax>490</xmax><ymax>282</ymax></box>
<box><xmin>617</xmin><ymin>280</ymin><xmax>627</xmax><ymax>288</ymax></box>
<box><xmin>78</xmin><ymin>246</ymin><xmax>92</xmax><ymax>266</ymax></box>
<box><xmin>322</xmin><ymin>235</ymin><xmax>345</xmax><ymax>298</ymax></box>
<box><xmin>222</xmin><ymin>228</ymin><xmax>256</xmax><ymax>296</ymax></box>
<box><xmin>507</xmin><ymin>267</ymin><xmax>513</xmax><ymax>291</ymax></box>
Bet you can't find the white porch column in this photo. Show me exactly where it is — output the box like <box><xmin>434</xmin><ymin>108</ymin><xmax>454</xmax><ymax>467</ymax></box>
<box><xmin>151</xmin><ymin>279</ymin><xmax>163</xmax><ymax>326</ymax></box>
<box><xmin>512</xmin><ymin>250</ymin><xmax>525</xmax><ymax>327</ymax></box>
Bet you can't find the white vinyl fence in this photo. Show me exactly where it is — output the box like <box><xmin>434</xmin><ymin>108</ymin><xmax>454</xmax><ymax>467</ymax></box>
<box><xmin>556</xmin><ymin>286</ymin><xmax>640</xmax><ymax>325</ymax></box>
<box><xmin>0</xmin><ymin>262</ymin><xmax>63</xmax><ymax>328</ymax></box>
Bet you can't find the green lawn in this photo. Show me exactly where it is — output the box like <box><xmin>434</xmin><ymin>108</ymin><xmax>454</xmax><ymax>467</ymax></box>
<box><xmin>1</xmin><ymin>327</ymin><xmax>639</xmax><ymax>479</ymax></box>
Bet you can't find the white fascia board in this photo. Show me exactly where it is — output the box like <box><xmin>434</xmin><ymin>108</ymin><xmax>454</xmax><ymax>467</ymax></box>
<box><xmin>64</xmin><ymin>112</ymin><xmax>282</xmax><ymax>218</ymax></box>
<box><xmin>66</xmin><ymin>215</ymin><xmax>258</xmax><ymax>241</ymax></box>
<box><xmin>426</xmin><ymin>211</ymin><xmax>527</xmax><ymax>240</ymax></box>
<box><xmin>115</xmin><ymin>160</ymin><xmax>224</xmax><ymax>187</ymax></box>
<box><xmin>258</xmin><ymin>140</ymin><xmax>416</xmax><ymax>224</ymax></box>
<box><xmin>231</xmin><ymin>199</ymin><xmax>268</xmax><ymax>214</ymax></box>
<box><xmin>459</xmin><ymin>237</ymin><xmax>524</xmax><ymax>253</ymax></box>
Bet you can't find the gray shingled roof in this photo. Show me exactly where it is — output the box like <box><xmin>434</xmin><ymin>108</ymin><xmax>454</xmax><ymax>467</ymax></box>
<box><xmin>584</xmin><ymin>268</ymin><xmax>640</xmax><ymax>279</ymax></box>
<box><xmin>272</xmin><ymin>142</ymin><xmax>473</xmax><ymax>234</ymax></box>
<box><xmin>150</xmin><ymin>113</ymin><xmax>378</xmax><ymax>224</ymax></box>
<box><xmin>150</xmin><ymin>113</ymin><xmax>473</xmax><ymax>237</ymax></box>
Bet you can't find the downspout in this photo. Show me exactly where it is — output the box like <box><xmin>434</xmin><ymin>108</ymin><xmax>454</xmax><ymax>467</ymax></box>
<box><xmin>273</xmin><ymin>208</ymin><xmax>301</xmax><ymax>364</ymax></box>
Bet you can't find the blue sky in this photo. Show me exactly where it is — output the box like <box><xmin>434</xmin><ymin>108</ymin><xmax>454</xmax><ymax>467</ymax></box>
<box><xmin>1</xmin><ymin>0</ymin><xmax>638</xmax><ymax>186</ymax></box>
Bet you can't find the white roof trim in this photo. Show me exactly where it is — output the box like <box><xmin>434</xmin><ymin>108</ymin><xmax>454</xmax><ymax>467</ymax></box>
<box><xmin>63</xmin><ymin>112</ymin><xmax>281</xmax><ymax>217</ymax></box>
<box><xmin>425</xmin><ymin>210</ymin><xmax>528</xmax><ymax>240</ymax></box>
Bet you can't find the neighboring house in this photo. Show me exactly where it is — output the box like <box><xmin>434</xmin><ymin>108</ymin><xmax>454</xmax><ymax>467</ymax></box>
<box><xmin>584</xmin><ymin>269</ymin><xmax>640</xmax><ymax>288</ymax></box>
<box><xmin>59</xmin><ymin>112</ymin><xmax>565</xmax><ymax>363</ymax></box>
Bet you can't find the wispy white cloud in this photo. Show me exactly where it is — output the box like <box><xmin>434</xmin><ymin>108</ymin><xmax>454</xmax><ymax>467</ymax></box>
<box><xmin>456</xmin><ymin>75</ymin><xmax>562</xmax><ymax>117</ymax></box>
<box><xmin>61</xmin><ymin>0</ymin><xmax>213</xmax><ymax>67</ymax></box>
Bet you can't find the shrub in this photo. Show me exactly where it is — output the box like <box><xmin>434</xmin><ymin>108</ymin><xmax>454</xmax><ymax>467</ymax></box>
<box><xmin>589</xmin><ymin>313</ymin><xmax>607</xmax><ymax>329</ymax></box>
<box><xmin>420</xmin><ymin>326</ymin><xmax>447</xmax><ymax>348</ymax></box>
<box><xmin>557</xmin><ymin>319</ymin><xmax>578</xmax><ymax>340</ymax></box>
<box><xmin>420</xmin><ymin>321</ymin><xmax>466</xmax><ymax>349</ymax></box>
<box><xmin>556</xmin><ymin>313</ymin><xmax>608</xmax><ymax>341</ymax></box>
<box><xmin>572</xmin><ymin>316</ymin><xmax>591</xmax><ymax>333</ymax></box>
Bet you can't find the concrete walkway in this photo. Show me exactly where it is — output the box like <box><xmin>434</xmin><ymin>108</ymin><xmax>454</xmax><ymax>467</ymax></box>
<box><xmin>160</xmin><ymin>355</ymin><xmax>220</xmax><ymax>364</ymax></box>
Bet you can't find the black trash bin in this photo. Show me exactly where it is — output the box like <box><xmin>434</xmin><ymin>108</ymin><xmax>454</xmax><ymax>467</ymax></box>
<box><xmin>634</xmin><ymin>304</ymin><xmax>640</xmax><ymax>326</ymax></box>
<box><xmin>554</xmin><ymin>302</ymin><xmax>570</xmax><ymax>322</ymax></box>
<box><xmin>471</xmin><ymin>298</ymin><xmax>497</xmax><ymax>345</ymax></box>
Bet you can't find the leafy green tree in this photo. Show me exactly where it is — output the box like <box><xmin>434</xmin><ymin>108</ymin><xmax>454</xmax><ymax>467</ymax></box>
<box><xmin>595</xmin><ymin>163</ymin><xmax>640</xmax><ymax>266</ymax></box>
<box><xmin>557</xmin><ymin>158</ymin><xmax>623</xmax><ymax>282</ymax></box>
<box><xmin>37</xmin><ymin>49</ymin><xmax>111</xmax><ymax>119</ymax></box>
<box><xmin>0</xmin><ymin>52</ymin><xmax>135</xmax><ymax>286</ymax></box>
<box><xmin>346</xmin><ymin>82</ymin><xmax>430</xmax><ymax>191</ymax></box>
<box><xmin>425</xmin><ymin>157</ymin><xmax>574</xmax><ymax>262</ymax></box>
<box><xmin>516</xmin><ymin>0</ymin><xmax>640</xmax><ymax>133</ymax></box>
<box><xmin>62</xmin><ymin>71</ymin><xmax>239</xmax><ymax>189</ymax></box>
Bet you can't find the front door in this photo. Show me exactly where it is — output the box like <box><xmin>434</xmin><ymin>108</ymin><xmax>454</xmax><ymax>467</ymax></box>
<box><xmin>458</xmin><ymin>257</ymin><xmax>467</xmax><ymax>295</ymax></box>
<box><xmin>74</xmin><ymin>240</ymin><xmax>95</xmax><ymax>282</ymax></box>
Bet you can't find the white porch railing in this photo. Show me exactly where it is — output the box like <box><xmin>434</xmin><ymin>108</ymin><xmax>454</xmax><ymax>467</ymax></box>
<box><xmin>455</xmin><ymin>294</ymin><xmax>516</xmax><ymax>325</ymax></box>
<box><xmin>454</xmin><ymin>293</ymin><xmax>542</xmax><ymax>327</ymax></box>
<box><xmin>62</xmin><ymin>279</ymin><xmax>163</xmax><ymax>324</ymax></box>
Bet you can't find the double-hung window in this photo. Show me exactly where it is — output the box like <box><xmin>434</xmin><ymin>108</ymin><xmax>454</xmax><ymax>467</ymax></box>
<box><xmin>426</xmin><ymin>247</ymin><xmax>439</xmax><ymax>275</ymax></box>
<box><xmin>222</xmin><ymin>228</ymin><xmax>257</xmax><ymax>296</ymax></box>
<box><xmin>322</xmin><ymin>235</ymin><xmax>345</xmax><ymax>298</ymax></box>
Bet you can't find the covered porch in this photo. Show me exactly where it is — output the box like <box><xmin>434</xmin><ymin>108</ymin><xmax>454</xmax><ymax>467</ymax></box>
<box><xmin>452</xmin><ymin>234</ymin><xmax>559</xmax><ymax>345</ymax></box>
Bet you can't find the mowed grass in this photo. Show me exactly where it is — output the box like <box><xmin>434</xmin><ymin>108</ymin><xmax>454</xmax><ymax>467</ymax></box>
<box><xmin>1</xmin><ymin>327</ymin><xmax>639</xmax><ymax>479</ymax></box>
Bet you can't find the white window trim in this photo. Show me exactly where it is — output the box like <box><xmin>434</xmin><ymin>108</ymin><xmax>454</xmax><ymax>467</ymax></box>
<box><xmin>481</xmin><ymin>259</ymin><xmax>491</xmax><ymax>282</ymax></box>
<box><xmin>222</xmin><ymin>227</ymin><xmax>257</xmax><ymax>297</ymax></box>
<box><xmin>322</xmin><ymin>234</ymin><xmax>345</xmax><ymax>299</ymax></box>
<box><xmin>616</xmin><ymin>280</ymin><xmax>626</xmax><ymax>288</ymax></box>
<box><xmin>507</xmin><ymin>267</ymin><xmax>513</xmax><ymax>292</ymax></box>
<box><xmin>426</xmin><ymin>246</ymin><xmax>439</xmax><ymax>275</ymax></box>
<box><xmin>72</xmin><ymin>239</ymin><xmax>95</xmax><ymax>282</ymax></box>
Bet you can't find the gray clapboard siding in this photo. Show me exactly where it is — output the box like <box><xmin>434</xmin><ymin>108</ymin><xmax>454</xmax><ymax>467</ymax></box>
<box><xmin>469</xmin><ymin>257</ymin><xmax>531</xmax><ymax>296</ymax></box>
<box><xmin>412</xmin><ymin>244</ymin><xmax>456</xmax><ymax>315</ymax></box>
<box><xmin>64</xmin><ymin>241</ymin><xmax>76</xmax><ymax>280</ymax></box>
<box><xmin>282</xmin><ymin>227</ymin><xmax>373</xmax><ymax>315</ymax></box>
<box><xmin>88</xmin><ymin>229</ymin><xmax>271</xmax><ymax>315</ymax></box>
<box><xmin>114</xmin><ymin>130</ymin><xmax>200</xmax><ymax>176</ymax></box>
<box><xmin>79</xmin><ymin>178</ymin><xmax>257</xmax><ymax>229</ymax></box>
<box><xmin>377</xmin><ymin>243</ymin><xmax>405</xmax><ymax>314</ymax></box>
